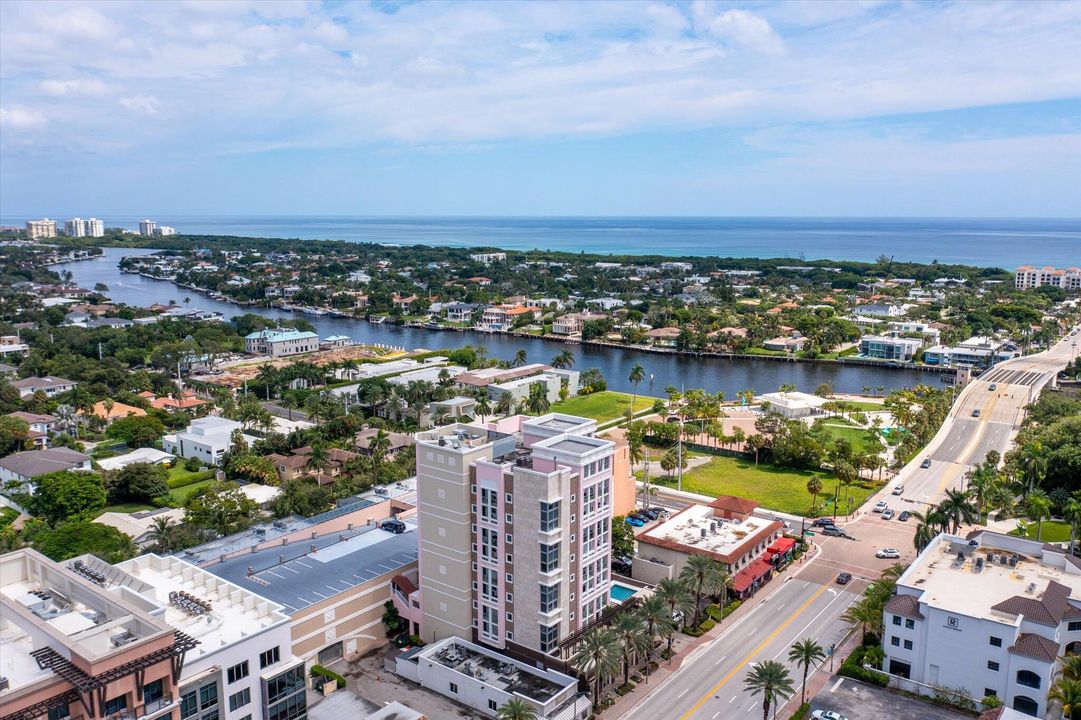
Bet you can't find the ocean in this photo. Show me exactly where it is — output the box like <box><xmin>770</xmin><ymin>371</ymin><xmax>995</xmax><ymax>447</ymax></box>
<box><xmin>7</xmin><ymin>216</ymin><xmax>1081</xmax><ymax>267</ymax></box>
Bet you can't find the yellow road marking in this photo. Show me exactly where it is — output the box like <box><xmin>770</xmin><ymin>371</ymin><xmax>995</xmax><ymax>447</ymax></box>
<box><xmin>678</xmin><ymin>582</ymin><xmax>831</xmax><ymax>719</ymax></box>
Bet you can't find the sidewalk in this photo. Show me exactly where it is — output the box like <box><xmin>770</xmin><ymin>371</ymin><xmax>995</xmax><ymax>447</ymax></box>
<box><xmin>608</xmin><ymin>543</ymin><xmax>822</xmax><ymax>718</ymax></box>
<box><xmin>775</xmin><ymin>624</ymin><xmax>861</xmax><ymax>718</ymax></box>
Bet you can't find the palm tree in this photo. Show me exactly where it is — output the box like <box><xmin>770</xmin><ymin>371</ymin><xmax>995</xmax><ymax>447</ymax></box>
<box><xmin>788</xmin><ymin>638</ymin><xmax>826</xmax><ymax>707</ymax></box>
<box><xmin>307</xmin><ymin>443</ymin><xmax>330</xmax><ymax>475</ymax></box>
<box><xmin>551</xmin><ymin>349</ymin><xmax>575</xmax><ymax>369</ymax></box>
<box><xmin>1020</xmin><ymin>441</ymin><xmax>1048</xmax><ymax>494</ymax></box>
<box><xmin>938</xmin><ymin>488</ymin><xmax>976</xmax><ymax>533</ymax></box>
<box><xmin>147</xmin><ymin>516</ymin><xmax>176</xmax><ymax>552</ymax></box>
<box><xmin>628</xmin><ymin>362</ymin><xmax>646</xmax><ymax>413</ymax></box>
<box><xmin>731</xmin><ymin>426</ymin><xmax>746</xmax><ymax>452</ymax></box>
<box><xmin>966</xmin><ymin>471</ymin><xmax>995</xmax><ymax>522</ymax></box>
<box><xmin>512</xmin><ymin>349</ymin><xmax>528</xmax><ymax>367</ymax></box>
<box><xmin>526</xmin><ymin>383</ymin><xmax>550</xmax><ymax>415</ymax></box>
<box><xmin>806</xmin><ymin>475</ymin><xmax>823</xmax><ymax>512</ymax></box>
<box><xmin>496</xmin><ymin>698</ymin><xmax>538</xmax><ymax>720</ymax></box>
<box><xmin>572</xmin><ymin>627</ymin><xmax>622</xmax><ymax>714</ymax></box>
<box><xmin>1065</xmin><ymin>498</ymin><xmax>1081</xmax><ymax>556</ymax></box>
<box><xmin>655</xmin><ymin>578</ymin><xmax>694</xmax><ymax>653</ymax></box>
<box><xmin>1050</xmin><ymin>677</ymin><xmax>1081</xmax><ymax>720</ymax></box>
<box><xmin>743</xmin><ymin>660</ymin><xmax>794</xmax><ymax>720</ymax></box>
<box><xmin>495</xmin><ymin>393</ymin><xmax>514</xmax><ymax>417</ymax></box>
<box><xmin>911</xmin><ymin>509</ymin><xmax>942</xmax><ymax>553</ymax></box>
<box><xmin>842</xmin><ymin>597</ymin><xmax>879</xmax><ymax>640</ymax></box>
<box><xmin>612</xmin><ymin>612</ymin><xmax>651</xmax><ymax>687</ymax></box>
<box><xmin>1026</xmin><ymin>488</ymin><xmax>1053</xmax><ymax>542</ymax></box>
<box><xmin>1061</xmin><ymin>654</ymin><xmax>1081</xmax><ymax>682</ymax></box>
<box><xmin>679</xmin><ymin>555</ymin><xmax>723</xmax><ymax>628</ymax></box>
<box><xmin>636</xmin><ymin>594</ymin><xmax>672</xmax><ymax>676</ymax></box>
<box><xmin>370</xmin><ymin>429</ymin><xmax>392</xmax><ymax>472</ymax></box>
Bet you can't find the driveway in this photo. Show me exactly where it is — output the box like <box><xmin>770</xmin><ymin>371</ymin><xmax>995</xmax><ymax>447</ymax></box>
<box><xmin>811</xmin><ymin>677</ymin><xmax>972</xmax><ymax>720</ymax></box>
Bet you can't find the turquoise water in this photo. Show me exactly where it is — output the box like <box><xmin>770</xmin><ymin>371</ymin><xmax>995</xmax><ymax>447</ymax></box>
<box><xmin>9</xmin><ymin>215</ymin><xmax>1081</xmax><ymax>266</ymax></box>
<box><xmin>610</xmin><ymin>583</ymin><xmax>637</xmax><ymax>603</ymax></box>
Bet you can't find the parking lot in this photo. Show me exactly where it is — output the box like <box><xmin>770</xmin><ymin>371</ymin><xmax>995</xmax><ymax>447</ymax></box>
<box><xmin>811</xmin><ymin>677</ymin><xmax>972</xmax><ymax>720</ymax></box>
<box><xmin>800</xmin><ymin>511</ymin><xmax>919</xmax><ymax>587</ymax></box>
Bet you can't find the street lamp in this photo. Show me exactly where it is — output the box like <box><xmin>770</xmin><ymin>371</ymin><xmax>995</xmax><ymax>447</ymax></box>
<box><xmin>833</xmin><ymin>478</ymin><xmax>840</xmax><ymax>521</ymax></box>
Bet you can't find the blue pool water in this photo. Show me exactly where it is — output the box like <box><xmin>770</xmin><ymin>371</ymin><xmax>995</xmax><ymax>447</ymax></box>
<box><xmin>610</xmin><ymin>583</ymin><xmax>637</xmax><ymax>603</ymax></box>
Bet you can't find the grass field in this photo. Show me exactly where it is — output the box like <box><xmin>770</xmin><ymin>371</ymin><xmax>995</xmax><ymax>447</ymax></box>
<box><xmin>1011</xmin><ymin>520</ymin><xmax>1072</xmax><ymax>543</ymax></box>
<box><xmin>170</xmin><ymin>479</ymin><xmax>215</xmax><ymax>504</ymax></box>
<box><xmin>819</xmin><ymin>424</ymin><xmax>882</xmax><ymax>453</ymax></box>
<box><xmin>103</xmin><ymin>501</ymin><xmax>156</xmax><ymax>514</ymax></box>
<box><xmin>549</xmin><ymin>391</ymin><xmax>657</xmax><ymax>422</ymax></box>
<box><xmin>167</xmin><ymin>465</ymin><xmax>215</xmax><ymax>488</ymax></box>
<box><xmin>841</xmin><ymin>400</ymin><xmax>887</xmax><ymax>411</ymax></box>
<box><xmin>650</xmin><ymin>454</ymin><xmax>873</xmax><ymax>516</ymax></box>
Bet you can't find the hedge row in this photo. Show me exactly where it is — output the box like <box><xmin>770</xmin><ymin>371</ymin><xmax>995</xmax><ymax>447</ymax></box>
<box><xmin>310</xmin><ymin>664</ymin><xmax>346</xmax><ymax>687</ymax></box>
<box><xmin>838</xmin><ymin>646</ymin><xmax>889</xmax><ymax>687</ymax></box>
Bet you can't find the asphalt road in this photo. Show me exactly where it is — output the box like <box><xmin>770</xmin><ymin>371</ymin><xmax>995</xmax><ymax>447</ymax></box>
<box><xmin>623</xmin><ymin>576</ymin><xmax>862</xmax><ymax>720</ymax></box>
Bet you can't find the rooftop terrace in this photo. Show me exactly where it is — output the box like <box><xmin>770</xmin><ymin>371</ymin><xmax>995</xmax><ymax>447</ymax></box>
<box><xmin>638</xmin><ymin>503</ymin><xmax>779</xmax><ymax>561</ymax></box>
<box><xmin>425</xmin><ymin>638</ymin><xmax>574</xmax><ymax>703</ymax></box>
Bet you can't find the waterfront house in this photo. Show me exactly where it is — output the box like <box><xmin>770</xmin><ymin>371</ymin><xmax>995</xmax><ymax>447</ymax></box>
<box><xmin>859</xmin><ymin>334</ymin><xmax>923</xmax><ymax>362</ymax></box>
<box><xmin>243</xmin><ymin>328</ymin><xmax>320</xmax><ymax>357</ymax></box>
<box><xmin>552</xmin><ymin>311</ymin><xmax>608</xmax><ymax>336</ymax></box>
<box><xmin>762</xmin><ymin>335</ymin><xmax>806</xmax><ymax>353</ymax></box>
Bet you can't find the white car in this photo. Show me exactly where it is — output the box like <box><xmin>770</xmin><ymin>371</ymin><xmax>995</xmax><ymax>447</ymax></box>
<box><xmin>873</xmin><ymin>500</ymin><xmax>888</xmax><ymax>513</ymax></box>
<box><xmin>876</xmin><ymin>548</ymin><xmax>901</xmax><ymax>559</ymax></box>
<box><xmin>812</xmin><ymin>711</ymin><xmax>849</xmax><ymax>720</ymax></box>
<box><xmin>881</xmin><ymin>508</ymin><xmax>894</xmax><ymax>520</ymax></box>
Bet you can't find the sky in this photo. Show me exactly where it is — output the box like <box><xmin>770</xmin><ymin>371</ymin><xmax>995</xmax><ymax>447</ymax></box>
<box><xmin>1</xmin><ymin>0</ymin><xmax>1079</xmax><ymax>218</ymax></box>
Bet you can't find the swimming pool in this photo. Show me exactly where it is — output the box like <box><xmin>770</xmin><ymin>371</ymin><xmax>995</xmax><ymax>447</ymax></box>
<box><xmin>610</xmin><ymin>582</ymin><xmax>638</xmax><ymax>603</ymax></box>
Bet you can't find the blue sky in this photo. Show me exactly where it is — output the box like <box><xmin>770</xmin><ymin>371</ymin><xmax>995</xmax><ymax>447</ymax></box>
<box><xmin>1</xmin><ymin>0</ymin><xmax>1079</xmax><ymax>217</ymax></box>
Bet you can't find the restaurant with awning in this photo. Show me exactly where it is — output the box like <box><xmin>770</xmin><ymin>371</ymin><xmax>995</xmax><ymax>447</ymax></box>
<box><xmin>765</xmin><ymin>537</ymin><xmax>797</xmax><ymax>566</ymax></box>
<box><xmin>730</xmin><ymin>557</ymin><xmax>774</xmax><ymax>599</ymax></box>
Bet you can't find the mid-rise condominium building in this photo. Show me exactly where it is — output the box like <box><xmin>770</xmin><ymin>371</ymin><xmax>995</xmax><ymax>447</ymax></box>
<box><xmin>25</xmin><ymin>219</ymin><xmax>57</xmax><ymax>239</ymax></box>
<box><xmin>882</xmin><ymin>530</ymin><xmax>1081</xmax><ymax>718</ymax></box>
<box><xmin>414</xmin><ymin>414</ymin><xmax>620</xmax><ymax>660</ymax></box>
<box><xmin>1015</xmin><ymin>266</ymin><xmax>1081</xmax><ymax>291</ymax></box>
<box><xmin>139</xmin><ymin>220</ymin><xmax>157</xmax><ymax>236</ymax></box>
<box><xmin>64</xmin><ymin>218</ymin><xmax>86</xmax><ymax>237</ymax></box>
<box><xmin>243</xmin><ymin>330</ymin><xmax>320</xmax><ymax>358</ymax></box>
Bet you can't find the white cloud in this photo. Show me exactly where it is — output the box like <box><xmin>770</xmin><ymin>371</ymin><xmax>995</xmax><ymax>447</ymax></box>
<box><xmin>695</xmin><ymin>6</ymin><xmax>784</xmax><ymax>54</ymax></box>
<box><xmin>39</xmin><ymin>77</ymin><xmax>113</xmax><ymax>96</ymax></box>
<box><xmin>118</xmin><ymin>95</ymin><xmax>161</xmax><ymax>115</ymax></box>
<box><xmin>0</xmin><ymin>106</ymin><xmax>46</xmax><ymax>129</ymax></box>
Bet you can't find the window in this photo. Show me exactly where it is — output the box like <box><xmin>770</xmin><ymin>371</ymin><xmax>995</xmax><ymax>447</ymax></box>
<box><xmin>988</xmin><ymin>661</ymin><xmax>1000</xmax><ymax>672</ymax></box>
<box><xmin>540</xmin><ymin>623</ymin><xmax>560</xmax><ymax>654</ymax></box>
<box><xmin>540</xmin><ymin>583</ymin><xmax>559</xmax><ymax>613</ymax></box>
<box><xmin>228</xmin><ymin>689</ymin><xmax>251</xmax><ymax>712</ymax></box>
<box><xmin>227</xmin><ymin>661</ymin><xmax>249</xmax><ymax>684</ymax></box>
<box><xmin>449</xmin><ymin>683</ymin><xmax>459</xmax><ymax>694</ymax></box>
<box><xmin>985</xmin><ymin>689</ymin><xmax>997</xmax><ymax>699</ymax></box>
<box><xmin>199</xmin><ymin>684</ymin><xmax>218</xmax><ymax>710</ymax></box>
<box><xmin>990</xmin><ymin>636</ymin><xmax>1002</xmax><ymax>647</ymax></box>
<box><xmin>892</xmin><ymin>616</ymin><xmax>902</xmax><ymax>626</ymax></box>
<box><xmin>481</xmin><ymin>528</ymin><xmax>499</xmax><ymax>562</ymax></box>
<box><xmin>482</xmin><ymin>605</ymin><xmax>499</xmax><ymax>639</ymax></box>
<box><xmin>143</xmin><ymin>679</ymin><xmax>164</xmax><ymax>704</ymax></box>
<box><xmin>482</xmin><ymin>567</ymin><xmax>499</xmax><ymax>601</ymax></box>
<box><xmin>1016</xmin><ymin>670</ymin><xmax>1041</xmax><ymax>689</ymax></box>
<box><xmin>48</xmin><ymin>706</ymin><xmax>70</xmax><ymax>720</ymax></box>
<box><xmin>905</xmin><ymin>619</ymin><xmax>915</xmax><ymax>630</ymax></box>
<box><xmin>104</xmin><ymin>697</ymin><xmax>127</xmax><ymax>717</ymax></box>
<box><xmin>488</xmin><ymin>700</ymin><xmax>498</xmax><ymax>711</ymax></box>
<box><xmin>1070</xmin><ymin>621</ymin><xmax>1081</xmax><ymax>632</ymax></box>
<box><xmin>540</xmin><ymin>543</ymin><xmax>560</xmax><ymax>573</ymax></box>
<box><xmin>180</xmin><ymin>692</ymin><xmax>198</xmax><ymax>720</ymax></box>
<box><xmin>260</xmin><ymin>646</ymin><xmax>281</xmax><ymax>669</ymax></box>
<box><xmin>540</xmin><ymin>500</ymin><xmax>560</xmax><ymax>532</ymax></box>
<box><xmin>890</xmin><ymin>636</ymin><xmax>900</xmax><ymax>647</ymax></box>
<box><xmin>266</xmin><ymin>666</ymin><xmax>305</xmax><ymax>705</ymax></box>
<box><xmin>480</xmin><ymin>488</ymin><xmax>498</xmax><ymax>521</ymax></box>
<box><xmin>903</xmin><ymin>640</ymin><xmax>913</xmax><ymax>650</ymax></box>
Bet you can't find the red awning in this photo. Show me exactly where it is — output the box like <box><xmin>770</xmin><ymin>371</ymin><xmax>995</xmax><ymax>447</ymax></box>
<box><xmin>766</xmin><ymin>537</ymin><xmax>796</xmax><ymax>556</ymax></box>
<box><xmin>730</xmin><ymin>557</ymin><xmax>774</xmax><ymax>593</ymax></box>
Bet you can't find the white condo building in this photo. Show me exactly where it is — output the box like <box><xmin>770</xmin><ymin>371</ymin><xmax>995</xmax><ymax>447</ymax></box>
<box><xmin>1015</xmin><ymin>266</ymin><xmax>1081</xmax><ymax>291</ymax></box>
<box><xmin>25</xmin><ymin>219</ymin><xmax>57</xmax><ymax>239</ymax></box>
<box><xmin>140</xmin><ymin>220</ymin><xmax>157</xmax><ymax>236</ymax></box>
<box><xmin>414</xmin><ymin>414</ymin><xmax>615</xmax><ymax>660</ymax></box>
<box><xmin>882</xmin><ymin>530</ymin><xmax>1081</xmax><ymax>718</ymax></box>
<box><xmin>64</xmin><ymin>218</ymin><xmax>86</xmax><ymax>237</ymax></box>
<box><xmin>162</xmin><ymin>416</ymin><xmax>258</xmax><ymax>465</ymax></box>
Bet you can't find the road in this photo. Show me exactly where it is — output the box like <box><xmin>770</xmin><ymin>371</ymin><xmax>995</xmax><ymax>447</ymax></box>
<box><xmin>621</xmin><ymin>328</ymin><xmax>1079</xmax><ymax>719</ymax></box>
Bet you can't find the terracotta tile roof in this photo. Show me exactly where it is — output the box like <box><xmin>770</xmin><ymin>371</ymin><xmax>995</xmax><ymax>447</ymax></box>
<box><xmin>392</xmin><ymin>574</ymin><xmax>418</xmax><ymax>596</ymax></box>
<box><xmin>708</xmin><ymin>495</ymin><xmax>759</xmax><ymax>515</ymax></box>
<box><xmin>990</xmin><ymin>579</ymin><xmax>1072</xmax><ymax>627</ymax></box>
<box><xmin>978</xmin><ymin>709</ymin><xmax>1005</xmax><ymax>720</ymax></box>
<box><xmin>731</xmin><ymin>557</ymin><xmax>773</xmax><ymax>593</ymax></box>
<box><xmin>1008</xmin><ymin>633</ymin><xmax>1059</xmax><ymax>663</ymax></box>
<box><xmin>884</xmin><ymin>594</ymin><xmax>924</xmax><ymax>620</ymax></box>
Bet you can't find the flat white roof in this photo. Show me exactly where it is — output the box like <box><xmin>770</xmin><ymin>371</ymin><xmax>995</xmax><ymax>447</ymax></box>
<box><xmin>639</xmin><ymin>503</ymin><xmax>775</xmax><ymax>559</ymax></box>
<box><xmin>115</xmin><ymin>554</ymin><xmax>289</xmax><ymax>659</ymax></box>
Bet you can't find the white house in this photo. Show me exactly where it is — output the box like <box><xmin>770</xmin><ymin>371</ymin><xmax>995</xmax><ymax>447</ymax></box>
<box><xmin>162</xmin><ymin>417</ymin><xmax>258</xmax><ymax>466</ymax></box>
<box><xmin>0</xmin><ymin>447</ymin><xmax>92</xmax><ymax>488</ymax></box>
<box><xmin>881</xmin><ymin>531</ymin><xmax>1081</xmax><ymax>718</ymax></box>
<box><xmin>244</xmin><ymin>328</ymin><xmax>320</xmax><ymax>357</ymax></box>
<box><xmin>756</xmin><ymin>391</ymin><xmax>826</xmax><ymax>419</ymax></box>
<box><xmin>96</xmin><ymin>447</ymin><xmax>176</xmax><ymax>472</ymax></box>
<box><xmin>10</xmin><ymin>375</ymin><xmax>77</xmax><ymax>399</ymax></box>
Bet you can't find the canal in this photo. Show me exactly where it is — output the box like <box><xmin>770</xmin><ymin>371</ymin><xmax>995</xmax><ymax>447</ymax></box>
<box><xmin>55</xmin><ymin>248</ymin><xmax>935</xmax><ymax>397</ymax></box>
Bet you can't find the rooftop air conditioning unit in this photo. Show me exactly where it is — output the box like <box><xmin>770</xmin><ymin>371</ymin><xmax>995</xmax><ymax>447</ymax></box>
<box><xmin>700</xmin><ymin>529</ymin><xmax>707</xmax><ymax>538</ymax></box>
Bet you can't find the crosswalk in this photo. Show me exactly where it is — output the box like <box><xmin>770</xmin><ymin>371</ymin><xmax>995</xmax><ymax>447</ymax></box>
<box><xmin>978</xmin><ymin>367</ymin><xmax>1046</xmax><ymax>386</ymax></box>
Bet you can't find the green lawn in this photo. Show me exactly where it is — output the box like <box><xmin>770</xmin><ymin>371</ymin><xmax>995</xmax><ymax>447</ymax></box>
<box><xmin>549</xmin><ymin>391</ymin><xmax>657</xmax><ymax>423</ymax></box>
<box><xmin>841</xmin><ymin>400</ymin><xmax>887</xmax><ymax>411</ymax></box>
<box><xmin>167</xmin><ymin>465</ymin><xmax>215</xmax><ymax>488</ymax></box>
<box><xmin>820</xmin><ymin>424</ymin><xmax>882</xmax><ymax>454</ymax></box>
<box><xmin>650</xmin><ymin>454</ymin><xmax>874</xmax><ymax>516</ymax></box>
<box><xmin>1011</xmin><ymin>520</ymin><xmax>1072</xmax><ymax>543</ymax></box>
<box><xmin>103</xmin><ymin>501</ymin><xmax>156</xmax><ymax>514</ymax></box>
<box><xmin>170</xmin><ymin>479</ymin><xmax>215</xmax><ymax>504</ymax></box>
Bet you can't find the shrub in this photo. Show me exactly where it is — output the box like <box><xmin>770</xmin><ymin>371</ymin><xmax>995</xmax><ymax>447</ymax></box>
<box><xmin>838</xmin><ymin>646</ymin><xmax>889</xmax><ymax>687</ymax></box>
<box><xmin>720</xmin><ymin>600</ymin><xmax>742</xmax><ymax>620</ymax></box>
<box><xmin>184</xmin><ymin>456</ymin><xmax>203</xmax><ymax>472</ymax></box>
<box><xmin>310</xmin><ymin>664</ymin><xmax>346</xmax><ymax>687</ymax></box>
<box><xmin>788</xmin><ymin>703</ymin><xmax>810</xmax><ymax>720</ymax></box>
<box><xmin>981</xmin><ymin>695</ymin><xmax>1002</xmax><ymax>709</ymax></box>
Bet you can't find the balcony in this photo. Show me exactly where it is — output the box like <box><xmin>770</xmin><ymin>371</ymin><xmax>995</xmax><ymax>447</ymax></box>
<box><xmin>139</xmin><ymin>696</ymin><xmax>177</xmax><ymax>720</ymax></box>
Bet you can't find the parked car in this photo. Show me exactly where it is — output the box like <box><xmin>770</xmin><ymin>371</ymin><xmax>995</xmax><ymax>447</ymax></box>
<box><xmin>920</xmin><ymin>458</ymin><xmax>932</xmax><ymax>468</ymax></box>
<box><xmin>873</xmin><ymin>500</ymin><xmax>888</xmax><ymax>513</ymax></box>
<box><xmin>881</xmin><ymin>508</ymin><xmax>894</xmax><ymax>520</ymax></box>
<box><xmin>812</xmin><ymin>711</ymin><xmax>849</xmax><ymax>720</ymax></box>
<box><xmin>629</xmin><ymin>512</ymin><xmax>651</xmax><ymax>523</ymax></box>
<box><xmin>972</xmin><ymin>408</ymin><xmax>982</xmax><ymax>418</ymax></box>
<box><xmin>812</xmin><ymin>518</ymin><xmax>837</xmax><ymax>527</ymax></box>
<box><xmin>898</xmin><ymin>511</ymin><xmax>911</xmax><ymax>522</ymax></box>
<box><xmin>835</xmin><ymin>572</ymin><xmax>852</xmax><ymax>585</ymax></box>
<box><xmin>640</xmin><ymin>508</ymin><xmax>660</xmax><ymax>520</ymax></box>
<box><xmin>822</xmin><ymin>526</ymin><xmax>846</xmax><ymax>537</ymax></box>
<box><xmin>772</xmin><ymin>516</ymin><xmax>792</xmax><ymax>529</ymax></box>
<box><xmin>876</xmin><ymin>548</ymin><xmax>901</xmax><ymax>559</ymax></box>
<box><xmin>625</xmin><ymin>516</ymin><xmax>645</xmax><ymax>527</ymax></box>
<box><xmin>612</xmin><ymin>557</ymin><xmax>633</xmax><ymax>575</ymax></box>
<box><xmin>380</xmin><ymin>519</ymin><xmax>406</xmax><ymax>534</ymax></box>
